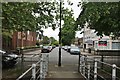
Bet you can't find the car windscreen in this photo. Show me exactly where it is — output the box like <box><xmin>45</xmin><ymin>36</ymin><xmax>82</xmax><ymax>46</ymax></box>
<box><xmin>71</xmin><ymin>47</ymin><xmax>80</xmax><ymax>51</ymax></box>
<box><xmin>43</xmin><ymin>46</ymin><xmax>49</xmax><ymax>49</ymax></box>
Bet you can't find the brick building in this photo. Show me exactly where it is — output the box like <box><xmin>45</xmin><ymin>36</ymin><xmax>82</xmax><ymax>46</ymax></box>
<box><xmin>2</xmin><ymin>31</ymin><xmax>36</xmax><ymax>50</ymax></box>
<box><xmin>12</xmin><ymin>31</ymin><xmax>36</xmax><ymax>50</ymax></box>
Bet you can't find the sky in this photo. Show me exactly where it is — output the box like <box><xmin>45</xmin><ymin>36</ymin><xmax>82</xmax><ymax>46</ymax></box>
<box><xmin>43</xmin><ymin>0</ymin><xmax>83</xmax><ymax>41</ymax></box>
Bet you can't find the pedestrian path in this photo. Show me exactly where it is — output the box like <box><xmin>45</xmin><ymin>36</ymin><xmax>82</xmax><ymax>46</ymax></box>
<box><xmin>46</xmin><ymin>48</ymin><xmax>85</xmax><ymax>80</ymax></box>
<box><xmin>46</xmin><ymin>64</ymin><xmax>85</xmax><ymax>80</ymax></box>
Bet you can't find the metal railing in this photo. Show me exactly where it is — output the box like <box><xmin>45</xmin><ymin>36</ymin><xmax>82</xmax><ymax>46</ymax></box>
<box><xmin>79</xmin><ymin>55</ymin><xmax>120</xmax><ymax>80</ymax></box>
<box><xmin>16</xmin><ymin>54</ymin><xmax>49</xmax><ymax>80</ymax></box>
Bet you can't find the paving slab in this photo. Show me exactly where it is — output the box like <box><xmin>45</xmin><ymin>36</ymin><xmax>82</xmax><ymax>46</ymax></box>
<box><xmin>46</xmin><ymin>64</ymin><xmax>85</xmax><ymax>80</ymax></box>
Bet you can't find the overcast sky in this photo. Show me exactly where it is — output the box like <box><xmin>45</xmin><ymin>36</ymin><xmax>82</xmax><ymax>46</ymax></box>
<box><xmin>43</xmin><ymin>0</ymin><xmax>83</xmax><ymax>41</ymax></box>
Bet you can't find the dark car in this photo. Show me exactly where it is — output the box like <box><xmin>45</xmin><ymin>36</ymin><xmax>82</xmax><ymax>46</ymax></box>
<box><xmin>0</xmin><ymin>50</ymin><xmax>18</xmax><ymax>68</ymax></box>
<box><xmin>41</xmin><ymin>46</ymin><xmax>50</xmax><ymax>53</ymax></box>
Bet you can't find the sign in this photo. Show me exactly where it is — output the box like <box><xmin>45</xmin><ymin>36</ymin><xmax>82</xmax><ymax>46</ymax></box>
<box><xmin>98</xmin><ymin>41</ymin><xmax>107</xmax><ymax>46</ymax></box>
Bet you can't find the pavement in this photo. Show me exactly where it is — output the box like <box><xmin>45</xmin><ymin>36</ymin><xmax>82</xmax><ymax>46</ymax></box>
<box><xmin>46</xmin><ymin>64</ymin><xmax>85</xmax><ymax>80</ymax></box>
<box><xmin>46</xmin><ymin>48</ymin><xmax>85</xmax><ymax>80</ymax></box>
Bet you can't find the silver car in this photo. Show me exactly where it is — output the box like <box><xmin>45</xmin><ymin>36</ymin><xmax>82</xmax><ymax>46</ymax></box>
<box><xmin>70</xmin><ymin>47</ymin><xmax>80</xmax><ymax>55</ymax></box>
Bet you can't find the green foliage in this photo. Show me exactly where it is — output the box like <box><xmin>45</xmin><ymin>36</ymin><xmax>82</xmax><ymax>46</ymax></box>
<box><xmin>41</xmin><ymin>36</ymin><xmax>49</xmax><ymax>45</ymax></box>
<box><xmin>2</xmin><ymin>2</ymin><xmax>59</xmax><ymax>32</ymax></box>
<box><xmin>40</xmin><ymin>36</ymin><xmax>58</xmax><ymax>46</ymax></box>
<box><xmin>61</xmin><ymin>8</ymin><xmax>76</xmax><ymax>45</ymax></box>
<box><xmin>77</xmin><ymin>2</ymin><xmax>120</xmax><ymax>37</ymax></box>
<box><xmin>49</xmin><ymin>37</ymin><xmax>56</xmax><ymax>44</ymax></box>
<box><xmin>2</xmin><ymin>3</ymin><xmax>36</xmax><ymax>31</ymax></box>
<box><xmin>52</xmin><ymin>40</ymin><xmax>59</xmax><ymax>46</ymax></box>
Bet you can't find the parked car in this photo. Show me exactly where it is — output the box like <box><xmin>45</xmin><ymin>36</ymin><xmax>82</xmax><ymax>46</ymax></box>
<box><xmin>49</xmin><ymin>46</ymin><xmax>53</xmax><ymax>52</ymax></box>
<box><xmin>41</xmin><ymin>46</ymin><xmax>50</xmax><ymax>53</ymax></box>
<box><xmin>70</xmin><ymin>46</ymin><xmax>80</xmax><ymax>55</ymax></box>
<box><xmin>67</xmin><ymin>46</ymin><xmax>71</xmax><ymax>52</ymax></box>
<box><xmin>0</xmin><ymin>50</ymin><xmax>18</xmax><ymax>68</ymax></box>
<box><xmin>64</xmin><ymin>46</ymin><xmax>68</xmax><ymax>51</ymax></box>
<box><xmin>52</xmin><ymin>46</ymin><xmax>56</xmax><ymax>49</ymax></box>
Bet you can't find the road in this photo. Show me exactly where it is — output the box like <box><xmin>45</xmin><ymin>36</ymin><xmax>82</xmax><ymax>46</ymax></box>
<box><xmin>49</xmin><ymin>47</ymin><xmax>79</xmax><ymax>65</ymax></box>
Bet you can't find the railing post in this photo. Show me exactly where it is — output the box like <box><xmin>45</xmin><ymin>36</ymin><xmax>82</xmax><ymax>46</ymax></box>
<box><xmin>80</xmin><ymin>55</ymin><xmax>85</xmax><ymax>74</ymax></box>
<box><xmin>78</xmin><ymin>52</ymin><xmax>80</xmax><ymax>72</ymax></box>
<box><xmin>94</xmin><ymin>59</ymin><xmax>97</xmax><ymax>80</ymax></box>
<box><xmin>101</xmin><ymin>55</ymin><xmax>104</xmax><ymax>69</ymax></box>
<box><xmin>112</xmin><ymin>64</ymin><xmax>116</xmax><ymax>80</ymax></box>
<box><xmin>44</xmin><ymin>55</ymin><xmax>47</xmax><ymax>76</ymax></box>
<box><xmin>79</xmin><ymin>55</ymin><xmax>82</xmax><ymax>73</ymax></box>
<box><xmin>83</xmin><ymin>55</ymin><xmax>86</xmax><ymax>76</ymax></box>
<box><xmin>42</xmin><ymin>54</ymin><xmax>46</xmax><ymax>79</ymax></box>
<box><xmin>88</xmin><ymin>64</ymin><xmax>90</xmax><ymax>80</ymax></box>
<box><xmin>46</xmin><ymin>54</ymin><xmax>49</xmax><ymax>74</ymax></box>
<box><xmin>40</xmin><ymin>57</ymin><xmax>43</xmax><ymax>79</ymax></box>
<box><xmin>32</xmin><ymin>64</ymin><xmax>36</xmax><ymax>80</ymax></box>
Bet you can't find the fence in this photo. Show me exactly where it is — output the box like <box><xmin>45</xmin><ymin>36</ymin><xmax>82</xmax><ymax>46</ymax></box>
<box><xmin>16</xmin><ymin>54</ymin><xmax>49</xmax><ymax>80</ymax></box>
<box><xmin>78</xmin><ymin>55</ymin><xmax>120</xmax><ymax>80</ymax></box>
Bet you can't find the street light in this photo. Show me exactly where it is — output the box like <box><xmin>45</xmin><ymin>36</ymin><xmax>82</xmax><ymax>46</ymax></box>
<box><xmin>58</xmin><ymin>0</ymin><xmax>62</xmax><ymax>66</ymax></box>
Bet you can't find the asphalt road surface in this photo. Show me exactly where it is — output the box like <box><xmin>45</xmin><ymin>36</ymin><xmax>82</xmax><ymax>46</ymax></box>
<box><xmin>49</xmin><ymin>47</ymin><xmax>79</xmax><ymax>65</ymax></box>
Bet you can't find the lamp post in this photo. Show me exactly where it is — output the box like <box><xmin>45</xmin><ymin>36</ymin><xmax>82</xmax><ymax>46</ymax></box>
<box><xmin>58</xmin><ymin>0</ymin><xmax>62</xmax><ymax>66</ymax></box>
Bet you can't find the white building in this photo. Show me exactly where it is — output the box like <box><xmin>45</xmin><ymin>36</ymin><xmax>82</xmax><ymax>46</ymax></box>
<box><xmin>83</xmin><ymin>23</ymin><xmax>110</xmax><ymax>50</ymax></box>
<box><xmin>83</xmin><ymin>23</ymin><xmax>98</xmax><ymax>49</ymax></box>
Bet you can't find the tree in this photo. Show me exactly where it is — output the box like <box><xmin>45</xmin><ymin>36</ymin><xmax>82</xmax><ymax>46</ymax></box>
<box><xmin>2</xmin><ymin>2</ymin><xmax>60</xmax><ymax>49</ymax></box>
<box><xmin>41</xmin><ymin>36</ymin><xmax>49</xmax><ymax>45</ymax></box>
<box><xmin>61</xmin><ymin>8</ymin><xmax>76</xmax><ymax>45</ymax></box>
<box><xmin>52</xmin><ymin>40</ymin><xmax>59</xmax><ymax>46</ymax></box>
<box><xmin>2</xmin><ymin>2</ymin><xmax>59</xmax><ymax>32</ymax></box>
<box><xmin>76</xmin><ymin>2</ymin><xmax>120</xmax><ymax>38</ymax></box>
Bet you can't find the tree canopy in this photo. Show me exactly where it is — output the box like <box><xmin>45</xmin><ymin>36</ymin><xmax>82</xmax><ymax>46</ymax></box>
<box><xmin>76</xmin><ymin>2</ymin><xmax>120</xmax><ymax>38</ymax></box>
<box><xmin>2</xmin><ymin>2</ymin><xmax>59</xmax><ymax>32</ymax></box>
<box><xmin>2</xmin><ymin>1</ymin><xmax>79</xmax><ymax>46</ymax></box>
<box><xmin>61</xmin><ymin>8</ymin><xmax>76</xmax><ymax>45</ymax></box>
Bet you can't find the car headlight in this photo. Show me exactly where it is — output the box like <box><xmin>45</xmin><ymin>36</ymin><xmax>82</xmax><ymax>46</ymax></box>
<box><xmin>8</xmin><ymin>54</ymin><xmax>18</xmax><ymax>58</ymax></box>
<box><xmin>5</xmin><ymin>57</ymin><xmax>12</xmax><ymax>60</ymax></box>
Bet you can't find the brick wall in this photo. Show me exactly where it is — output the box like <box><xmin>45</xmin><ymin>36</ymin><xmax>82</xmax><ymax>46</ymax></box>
<box><xmin>12</xmin><ymin>31</ymin><xmax>36</xmax><ymax>50</ymax></box>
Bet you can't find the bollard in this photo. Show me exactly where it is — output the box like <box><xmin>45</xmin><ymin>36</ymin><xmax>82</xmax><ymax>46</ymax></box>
<box><xmin>112</xmin><ymin>64</ymin><xmax>116</xmax><ymax>80</ymax></box>
<box><xmin>32</xmin><ymin>64</ymin><xmax>36</xmax><ymax>80</ymax></box>
<box><xmin>94</xmin><ymin>59</ymin><xmax>97</xmax><ymax>80</ymax></box>
<box><xmin>87</xmin><ymin>64</ymin><xmax>90</xmax><ymax>80</ymax></box>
